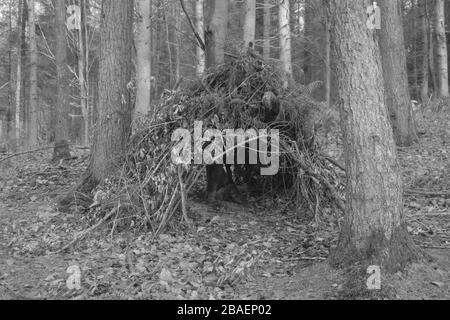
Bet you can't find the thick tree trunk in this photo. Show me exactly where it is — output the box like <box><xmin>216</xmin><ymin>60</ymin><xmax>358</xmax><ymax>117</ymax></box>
<box><xmin>328</xmin><ymin>0</ymin><xmax>419</xmax><ymax>272</ymax></box>
<box><xmin>205</xmin><ymin>0</ymin><xmax>229</xmax><ymax>67</ymax></box>
<box><xmin>435</xmin><ymin>0</ymin><xmax>449</xmax><ymax>97</ymax></box>
<box><xmin>28</xmin><ymin>0</ymin><xmax>38</xmax><ymax>147</ymax></box>
<box><xmin>243</xmin><ymin>0</ymin><xmax>256</xmax><ymax>48</ymax></box>
<box><xmin>134</xmin><ymin>0</ymin><xmax>152</xmax><ymax>119</ymax></box>
<box><xmin>263</xmin><ymin>0</ymin><xmax>271</xmax><ymax>60</ymax></box>
<box><xmin>54</xmin><ymin>0</ymin><xmax>71</xmax><ymax>159</ymax></box>
<box><xmin>83</xmin><ymin>0</ymin><xmax>134</xmax><ymax>186</ymax></box>
<box><xmin>421</xmin><ymin>0</ymin><xmax>429</xmax><ymax>103</ymax></box>
<box><xmin>379</xmin><ymin>0</ymin><xmax>418</xmax><ymax>147</ymax></box>
<box><xmin>278</xmin><ymin>0</ymin><xmax>293</xmax><ymax>88</ymax></box>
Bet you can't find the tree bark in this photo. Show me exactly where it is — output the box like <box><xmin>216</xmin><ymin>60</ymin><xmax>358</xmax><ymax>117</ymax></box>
<box><xmin>243</xmin><ymin>0</ymin><xmax>256</xmax><ymax>48</ymax></box>
<box><xmin>435</xmin><ymin>0</ymin><xmax>449</xmax><ymax>97</ymax></box>
<box><xmin>263</xmin><ymin>0</ymin><xmax>271</xmax><ymax>60</ymax></box>
<box><xmin>134</xmin><ymin>0</ymin><xmax>152</xmax><ymax>119</ymax></box>
<box><xmin>421</xmin><ymin>0</ymin><xmax>429</xmax><ymax>103</ymax></box>
<box><xmin>205</xmin><ymin>0</ymin><xmax>229</xmax><ymax>67</ymax></box>
<box><xmin>278</xmin><ymin>0</ymin><xmax>293</xmax><ymax>88</ymax></box>
<box><xmin>82</xmin><ymin>0</ymin><xmax>134</xmax><ymax>187</ymax></box>
<box><xmin>54</xmin><ymin>0</ymin><xmax>71</xmax><ymax>158</ymax></box>
<box><xmin>28</xmin><ymin>0</ymin><xmax>38</xmax><ymax>147</ymax></box>
<box><xmin>78</xmin><ymin>0</ymin><xmax>89</xmax><ymax>146</ymax></box>
<box><xmin>328</xmin><ymin>0</ymin><xmax>419</xmax><ymax>272</ymax></box>
<box><xmin>14</xmin><ymin>0</ymin><xmax>24</xmax><ymax>146</ymax></box>
<box><xmin>379</xmin><ymin>0</ymin><xmax>418</xmax><ymax>147</ymax></box>
<box><xmin>195</xmin><ymin>0</ymin><xmax>206</xmax><ymax>76</ymax></box>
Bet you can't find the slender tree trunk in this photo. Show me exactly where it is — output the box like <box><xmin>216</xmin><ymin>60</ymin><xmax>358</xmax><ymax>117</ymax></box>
<box><xmin>379</xmin><ymin>0</ymin><xmax>418</xmax><ymax>147</ymax></box>
<box><xmin>421</xmin><ymin>0</ymin><xmax>430</xmax><ymax>103</ymax></box>
<box><xmin>435</xmin><ymin>0</ymin><xmax>449</xmax><ymax>97</ymax></box>
<box><xmin>278</xmin><ymin>0</ymin><xmax>293</xmax><ymax>88</ymax></box>
<box><xmin>263</xmin><ymin>0</ymin><xmax>271</xmax><ymax>60</ymax></box>
<box><xmin>28</xmin><ymin>0</ymin><xmax>38</xmax><ymax>147</ymax></box>
<box><xmin>205</xmin><ymin>0</ymin><xmax>229</xmax><ymax>67</ymax></box>
<box><xmin>243</xmin><ymin>0</ymin><xmax>256</xmax><ymax>48</ymax></box>
<box><xmin>195</xmin><ymin>0</ymin><xmax>206</xmax><ymax>76</ymax></box>
<box><xmin>54</xmin><ymin>0</ymin><xmax>71</xmax><ymax>158</ymax></box>
<box><xmin>328</xmin><ymin>0</ymin><xmax>419</xmax><ymax>272</ymax></box>
<box><xmin>135</xmin><ymin>0</ymin><xmax>152</xmax><ymax>119</ymax></box>
<box><xmin>15</xmin><ymin>0</ymin><xmax>24</xmax><ymax>145</ymax></box>
<box><xmin>76</xmin><ymin>0</ymin><xmax>89</xmax><ymax>146</ymax></box>
<box><xmin>82</xmin><ymin>0</ymin><xmax>134</xmax><ymax>187</ymax></box>
<box><xmin>324</xmin><ymin>1</ymin><xmax>331</xmax><ymax>107</ymax></box>
<box><xmin>429</xmin><ymin>16</ymin><xmax>438</xmax><ymax>95</ymax></box>
<box><xmin>165</xmin><ymin>12</ymin><xmax>173</xmax><ymax>89</ymax></box>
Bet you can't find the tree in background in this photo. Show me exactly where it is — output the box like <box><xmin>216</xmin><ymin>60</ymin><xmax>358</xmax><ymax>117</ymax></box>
<box><xmin>54</xmin><ymin>0</ymin><xmax>71</xmax><ymax>158</ymax></box>
<box><xmin>328</xmin><ymin>0</ymin><xmax>419</xmax><ymax>271</ymax></box>
<box><xmin>278</xmin><ymin>0</ymin><xmax>293</xmax><ymax>88</ymax></box>
<box><xmin>135</xmin><ymin>0</ymin><xmax>152</xmax><ymax>119</ymax></box>
<box><xmin>243</xmin><ymin>0</ymin><xmax>256</xmax><ymax>48</ymax></box>
<box><xmin>28</xmin><ymin>0</ymin><xmax>38</xmax><ymax>147</ymax></box>
<box><xmin>435</xmin><ymin>0</ymin><xmax>448</xmax><ymax>97</ymax></box>
<box><xmin>205</xmin><ymin>0</ymin><xmax>228</xmax><ymax>67</ymax></box>
<box><xmin>379</xmin><ymin>0</ymin><xmax>418</xmax><ymax>147</ymax></box>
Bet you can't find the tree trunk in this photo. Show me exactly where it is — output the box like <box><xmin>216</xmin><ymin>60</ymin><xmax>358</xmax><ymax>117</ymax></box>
<box><xmin>205</xmin><ymin>0</ymin><xmax>229</xmax><ymax>67</ymax></box>
<box><xmin>81</xmin><ymin>0</ymin><xmax>134</xmax><ymax>188</ymax></box>
<box><xmin>135</xmin><ymin>0</ymin><xmax>152</xmax><ymax>119</ymax></box>
<box><xmin>28</xmin><ymin>0</ymin><xmax>38</xmax><ymax>147</ymax></box>
<box><xmin>15</xmin><ymin>0</ymin><xmax>24</xmax><ymax>146</ymax></box>
<box><xmin>263</xmin><ymin>0</ymin><xmax>271</xmax><ymax>60</ymax></box>
<box><xmin>435</xmin><ymin>0</ymin><xmax>449</xmax><ymax>97</ymax></box>
<box><xmin>324</xmin><ymin>1</ymin><xmax>331</xmax><ymax>108</ymax></box>
<box><xmin>78</xmin><ymin>0</ymin><xmax>89</xmax><ymax>146</ymax></box>
<box><xmin>421</xmin><ymin>0</ymin><xmax>429</xmax><ymax>103</ymax></box>
<box><xmin>379</xmin><ymin>0</ymin><xmax>418</xmax><ymax>147</ymax></box>
<box><xmin>54</xmin><ymin>0</ymin><xmax>71</xmax><ymax>159</ymax></box>
<box><xmin>278</xmin><ymin>0</ymin><xmax>293</xmax><ymax>88</ymax></box>
<box><xmin>196</xmin><ymin>0</ymin><xmax>206</xmax><ymax>76</ymax></box>
<box><xmin>243</xmin><ymin>0</ymin><xmax>256</xmax><ymax>48</ymax></box>
<box><xmin>328</xmin><ymin>0</ymin><xmax>419</xmax><ymax>272</ymax></box>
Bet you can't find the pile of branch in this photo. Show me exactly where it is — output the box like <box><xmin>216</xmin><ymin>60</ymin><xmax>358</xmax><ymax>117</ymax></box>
<box><xmin>93</xmin><ymin>55</ymin><xmax>344</xmax><ymax>235</ymax></box>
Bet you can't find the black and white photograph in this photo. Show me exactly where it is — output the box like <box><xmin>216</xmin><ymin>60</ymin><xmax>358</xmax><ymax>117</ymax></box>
<box><xmin>0</xmin><ymin>0</ymin><xmax>449</xmax><ymax>303</ymax></box>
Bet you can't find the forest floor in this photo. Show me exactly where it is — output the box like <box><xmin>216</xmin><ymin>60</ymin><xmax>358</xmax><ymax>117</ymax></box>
<box><xmin>1</xmin><ymin>104</ymin><xmax>450</xmax><ymax>300</ymax></box>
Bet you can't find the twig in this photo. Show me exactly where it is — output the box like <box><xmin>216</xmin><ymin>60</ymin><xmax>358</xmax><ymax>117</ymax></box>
<box><xmin>177</xmin><ymin>165</ymin><xmax>191</xmax><ymax>225</ymax></box>
<box><xmin>405</xmin><ymin>189</ymin><xmax>450</xmax><ymax>197</ymax></box>
<box><xmin>0</xmin><ymin>146</ymin><xmax>55</xmax><ymax>164</ymax></box>
<box><xmin>179</xmin><ymin>0</ymin><xmax>205</xmax><ymax>51</ymax></box>
<box><xmin>52</xmin><ymin>206</ymin><xmax>120</xmax><ymax>254</ymax></box>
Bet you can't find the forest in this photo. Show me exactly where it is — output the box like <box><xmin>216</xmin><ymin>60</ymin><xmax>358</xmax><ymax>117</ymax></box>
<box><xmin>0</xmin><ymin>0</ymin><xmax>450</xmax><ymax>301</ymax></box>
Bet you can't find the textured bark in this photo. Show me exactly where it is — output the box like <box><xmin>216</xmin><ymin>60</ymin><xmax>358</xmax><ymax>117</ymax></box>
<box><xmin>134</xmin><ymin>0</ymin><xmax>152</xmax><ymax>118</ymax></box>
<box><xmin>54</xmin><ymin>0</ymin><xmax>70</xmax><ymax>158</ymax></box>
<box><xmin>379</xmin><ymin>0</ymin><xmax>418</xmax><ymax>147</ymax></box>
<box><xmin>243</xmin><ymin>0</ymin><xmax>256</xmax><ymax>48</ymax></box>
<box><xmin>421</xmin><ymin>0</ymin><xmax>429</xmax><ymax>103</ymax></box>
<box><xmin>86</xmin><ymin>0</ymin><xmax>134</xmax><ymax>183</ymax></box>
<box><xmin>278</xmin><ymin>0</ymin><xmax>293</xmax><ymax>88</ymax></box>
<box><xmin>262</xmin><ymin>0</ymin><xmax>271</xmax><ymax>60</ymax></box>
<box><xmin>14</xmin><ymin>0</ymin><xmax>24</xmax><ymax>144</ymax></box>
<box><xmin>205</xmin><ymin>0</ymin><xmax>229</xmax><ymax>67</ymax></box>
<box><xmin>328</xmin><ymin>0</ymin><xmax>419</xmax><ymax>272</ymax></box>
<box><xmin>28</xmin><ymin>0</ymin><xmax>38</xmax><ymax>147</ymax></box>
<box><xmin>196</xmin><ymin>0</ymin><xmax>206</xmax><ymax>76</ymax></box>
<box><xmin>78</xmin><ymin>0</ymin><xmax>89</xmax><ymax>145</ymax></box>
<box><xmin>435</xmin><ymin>0</ymin><xmax>449</xmax><ymax>97</ymax></box>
